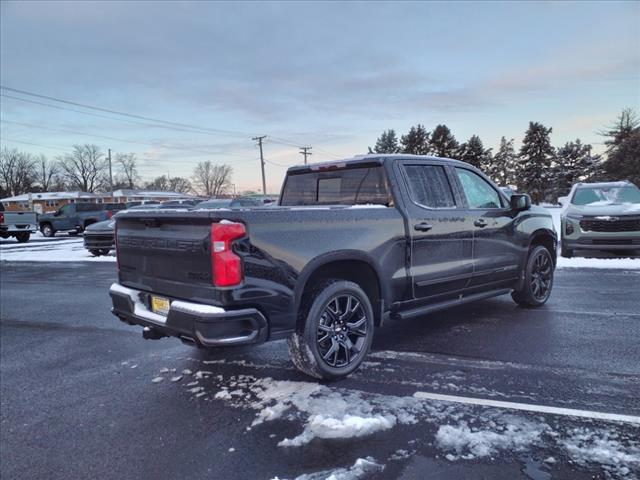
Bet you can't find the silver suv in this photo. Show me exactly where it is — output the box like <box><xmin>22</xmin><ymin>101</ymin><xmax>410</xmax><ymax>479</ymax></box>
<box><xmin>559</xmin><ymin>181</ymin><xmax>640</xmax><ymax>258</ymax></box>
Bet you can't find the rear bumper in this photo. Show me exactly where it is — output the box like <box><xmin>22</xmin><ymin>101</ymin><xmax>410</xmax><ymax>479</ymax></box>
<box><xmin>0</xmin><ymin>224</ymin><xmax>37</xmax><ymax>233</ymax></box>
<box><xmin>109</xmin><ymin>283</ymin><xmax>268</xmax><ymax>347</ymax></box>
<box><xmin>84</xmin><ymin>233</ymin><xmax>114</xmax><ymax>249</ymax></box>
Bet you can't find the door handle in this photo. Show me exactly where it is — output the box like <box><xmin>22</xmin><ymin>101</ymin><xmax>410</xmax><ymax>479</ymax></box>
<box><xmin>474</xmin><ymin>218</ymin><xmax>488</xmax><ymax>228</ymax></box>
<box><xmin>414</xmin><ymin>222</ymin><xmax>433</xmax><ymax>232</ymax></box>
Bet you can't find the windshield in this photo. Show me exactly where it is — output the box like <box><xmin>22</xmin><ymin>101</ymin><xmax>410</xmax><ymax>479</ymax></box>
<box><xmin>571</xmin><ymin>186</ymin><xmax>640</xmax><ymax>206</ymax></box>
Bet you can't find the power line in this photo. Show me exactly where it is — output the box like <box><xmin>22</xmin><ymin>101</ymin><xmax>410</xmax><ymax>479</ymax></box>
<box><xmin>0</xmin><ymin>85</ymin><xmax>254</xmax><ymax>139</ymax></box>
<box><xmin>0</xmin><ymin>137</ymin><xmax>74</xmax><ymax>153</ymax></box>
<box><xmin>1</xmin><ymin>93</ymin><xmax>255</xmax><ymax>151</ymax></box>
<box><xmin>1</xmin><ymin>85</ymin><xmax>346</xmax><ymax>161</ymax></box>
<box><xmin>1</xmin><ymin>119</ymin><xmax>257</xmax><ymax>162</ymax></box>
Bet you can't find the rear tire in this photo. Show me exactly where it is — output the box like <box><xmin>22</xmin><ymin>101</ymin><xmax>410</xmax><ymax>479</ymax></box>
<box><xmin>89</xmin><ymin>249</ymin><xmax>102</xmax><ymax>256</ymax></box>
<box><xmin>512</xmin><ymin>245</ymin><xmax>554</xmax><ymax>308</ymax></box>
<box><xmin>98</xmin><ymin>248</ymin><xmax>111</xmax><ymax>255</ymax></box>
<box><xmin>15</xmin><ymin>232</ymin><xmax>30</xmax><ymax>243</ymax></box>
<box><xmin>40</xmin><ymin>223</ymin><xmax>55</xmax><ymax>237</ymax></box>
<box><xmin>288</xmin><ymin>280</ymin><xmax>374</xmax><ymax>380</ymax></box>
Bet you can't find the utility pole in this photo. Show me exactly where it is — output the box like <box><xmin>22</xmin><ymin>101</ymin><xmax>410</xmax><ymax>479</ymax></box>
<box><xmin>107</xmin><ymin>148</ymin><xmax>114</xmax><ymax>198</ymax></box>
<box><xmin>252</xmin><ymin>135</ymin><xmax>267</xmax><ymax>195</ymax></box>
<box><xmin>299</xmin><ymin>146</ymin><xmax>312</xmax><ymax>165</ymax></box>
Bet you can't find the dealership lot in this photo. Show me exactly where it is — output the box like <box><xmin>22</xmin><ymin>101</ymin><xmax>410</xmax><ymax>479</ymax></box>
<box><xmin>1</xmin><ymin>245</ymin><xmax>639</xmax><ymax>479</ymax></box>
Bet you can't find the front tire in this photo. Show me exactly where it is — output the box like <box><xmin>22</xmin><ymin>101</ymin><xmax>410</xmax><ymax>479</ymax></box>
<box><xmin>512</xmin><ymin>245</ymin><xmax>554</xmax><ymax>308</ymax></box>
<box><xmin>288</xmin><ymin>280</ymin><xmax>374</xmax><ymax>380</ymax></box>
<box><xmin>15</xmin><ymin>232</ymin><xmax>30</xmax><ymax>243</ymax></box>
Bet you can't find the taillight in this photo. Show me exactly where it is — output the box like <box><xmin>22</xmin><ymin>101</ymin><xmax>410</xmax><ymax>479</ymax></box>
<box><xmin>211</xmin><ymin>222</ymin><xmax>245</xmax><ymax>287</ymax></box>
<box><xmin>0</xmin><ymin>213</ymin><xmax>4</xmax><ymax>224</ymax></box>
<box><xmin>114</xmin><ymin>222</ymin><xmax>119</xmax><ymax>271</ymax></box>
<box><xmin>107</xmin><ymin>211</ymin><xmax>113</xmax><ymax>219</ymax></box>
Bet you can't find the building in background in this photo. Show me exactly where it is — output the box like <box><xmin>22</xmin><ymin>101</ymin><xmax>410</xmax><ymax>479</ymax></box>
<box><xmin>1</xmin><ymin>190</ymin><xmax>198</xmax><ymax>213</ymax></box>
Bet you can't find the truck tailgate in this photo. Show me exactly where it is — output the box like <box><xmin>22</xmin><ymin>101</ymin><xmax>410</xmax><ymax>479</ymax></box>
<box><xmin>116</xmin><ymin>211</ymin><xmax>220</xmax><ymax>303</ymax></box>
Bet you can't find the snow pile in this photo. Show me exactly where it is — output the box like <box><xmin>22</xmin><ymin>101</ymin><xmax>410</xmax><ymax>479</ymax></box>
<box><xmin>272</xmin><ymin>457</ymin><xmax>384</xmax><ymax>480</ymax></box>
<box><xmin>436</xmin><ymin>415</ymin><xmax>550</xmax><ymax>459</ymax></box>
<box><xmin>561</xmin><ymin>427</ymin><xmax>640</xmax><ymax>478</ymax></box>
<box><xmin>246</xmin><ymin>378</ymin><xmax>410</xmax><ymax>447</ymax></box>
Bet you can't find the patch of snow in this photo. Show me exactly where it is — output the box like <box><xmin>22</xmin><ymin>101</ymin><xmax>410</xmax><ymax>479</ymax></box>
<box><xmin>561</xmin><ymin>427</ymin><xmax>640</xmax><ymax>478</ymax></box>
<box><xmin>151</xmin><ymin>377</ymin><xmax>163</xmax><ymax>383</ymax></box>
<box><xmin>170</xmin><ymin>376</ymin><xmax>183</xmax><ymax>382</ymax></box>
<box><xmin>435</xmin><ymin>416</ymin><xmax>549</xmax><ymax>459</ymax></box>
<box><xmin>272</xmin><ymin>457</ymin><xmax>384</xmax><ymax>480</ymax></box>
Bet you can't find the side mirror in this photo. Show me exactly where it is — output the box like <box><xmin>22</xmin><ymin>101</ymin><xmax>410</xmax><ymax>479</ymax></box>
<box><xmin>557</xmin><ymin>196</ymin><xmax>568</xmax><ymax>206</ymax></box>
<box><xmin>54</xmin><ymin>210</ymin><xmax>61</xmax><ymax>216</ymax></box>
<box><xmin>510</xmin><ymin>193</ymin><xmax>531</xmax><ymax>212</ymax></box>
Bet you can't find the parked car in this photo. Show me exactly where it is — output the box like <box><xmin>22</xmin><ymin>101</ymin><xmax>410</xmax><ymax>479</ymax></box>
<box><xmin>38</xmin><ymin>202</ymin><xmax>124</xmax><ymax>237</ymax></box>
<box><xmin>559</xmin><ymin>181</ymin><xmax>640</xmax><ymax>258</ymax></box>
<box><xmin>83</xmin><ymin>219</ymin><xmax>115</xmax><ymax>256</ymax></box>
<box><xmin>82</xmin><ymin>204</ymin><xmax>162</xmax><ymax>256</ymax></box>
<box><xmin>110</xmin><ymin>154</ymin><xmax>557</xmax><ymax>379</ymax></box>
<box><xmin>0</xmin><ymin>202</ymin><xmax>38</xmax><ymax>243</ymax></box>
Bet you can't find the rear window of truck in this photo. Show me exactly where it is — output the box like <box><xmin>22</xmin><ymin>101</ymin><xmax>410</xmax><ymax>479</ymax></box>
<box><xmin>280</xmin><ymin>166</ymin><xmax>391</xmax><ymax>206</ymax></box>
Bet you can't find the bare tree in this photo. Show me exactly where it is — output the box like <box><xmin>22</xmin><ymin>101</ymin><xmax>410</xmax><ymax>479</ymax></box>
<box><xmin>34</xmin><ymin>154</ymin><xmax>59</xmax><ymax>192</ymax></box>
<box><xmin>192</xmin><ymin>161</ymin><xmax>232</xmax><ymax>196</ymax></box>
<box><xmin>58</xmin><ymin>144</ymin><xmax>106</xmax><ymax>192</ymax></box>
<box><xmin>168</xmin><ymin>176</ymin><xmax>192</xmax><ymax>194</ymax></box>
<box><xmin>116</xmin><ymin>152</ymin><xmax>139</xmax><ymax>189</ymax></box>
<box><xmin>145</xmin><ymin>175</ymin><xmax>170</xmax><ymax>191</ymax></box>
<box><xmin>0</xmin><ymin>148</ymin><xmax>37</xmax><ymax>196</ymax></box>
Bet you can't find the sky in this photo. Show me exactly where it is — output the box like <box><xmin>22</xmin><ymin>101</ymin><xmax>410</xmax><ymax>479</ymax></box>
<box><xmin>1</xmin><ymin>1</ymin><xmax>638</xmax><ymax>193</ymax></box>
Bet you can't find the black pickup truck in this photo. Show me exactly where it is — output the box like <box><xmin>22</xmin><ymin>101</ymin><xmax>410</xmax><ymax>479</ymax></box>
<box><xmin>110</xmin><ymin>155</ymin><xmax>557</xmax><ymax>379</ymax></box>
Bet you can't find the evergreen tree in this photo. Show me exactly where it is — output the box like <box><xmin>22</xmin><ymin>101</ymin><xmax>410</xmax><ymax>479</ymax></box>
<box><xmin>517</xmin><ymin>122</ymin><xmax>555</xmax><ymax>203</ymax></box>
<box><xmin>429</xmin><ymin>124</ymin><xmax>459</xmax><ymax>158</ymax></box>
<box><xmin>373</xmin><ymin>129</ymin><xmax>400</xmax><ymax>153</ymax></box>
<box><xmin>553</xmin><ymin>139</ymin><xmax>601</xmax><ymax>192</ymax></box>
<box><xmin>489</xmin><ymin>137</ymin><xmax>518</xmax><ymax>186</ymax></box>
<box><xmin>400</xmin><ymin>124</ymin><xmax>431</xmax><ymax>155</ymax></box>
<box><xmin>602</xmin><ymin>130</ymin><xmax>640</xmax><ymax>185</ymax></box>
<box><xmin>457</xmin><ymin>135</ymin><xmax>491</xmax><ymax>170</ymax></box>
<box><xmin>599</xmin><ymin>108</ymin><xmax>640</xmax><ymax>153</ymax></box>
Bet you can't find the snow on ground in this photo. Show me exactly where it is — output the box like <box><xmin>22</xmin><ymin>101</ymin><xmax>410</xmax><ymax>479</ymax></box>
<box><xmin>271</xmin><ymin>457</ymin><xmax>384</xmax><ymax>480</ymax></box>
<box><xmin>0</xmin><ymin>233</ymin><xmax>115</xmax><ymax>262</ymax></box>
<box><xmin>148</xmin><ymin>364</ymin><xmax>640</xmax><ymax>479</ymax></box>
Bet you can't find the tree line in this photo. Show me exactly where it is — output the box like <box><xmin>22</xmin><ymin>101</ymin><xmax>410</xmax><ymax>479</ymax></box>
<box><xmin>0</xmin><ymin>145</ymin><xmax>234</xmax><ymax>198</ymax></box>
<box><xmin>370</xmin><ymin>108</ymin><xmax>640</xmax><ymax>203</ymax></box>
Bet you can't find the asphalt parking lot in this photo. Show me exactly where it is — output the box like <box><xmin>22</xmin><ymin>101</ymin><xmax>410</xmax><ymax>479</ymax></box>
<box><xmin>2</xmin><ymin>257</ymin><xmax>639</xmax><ymax>480</ymax></box>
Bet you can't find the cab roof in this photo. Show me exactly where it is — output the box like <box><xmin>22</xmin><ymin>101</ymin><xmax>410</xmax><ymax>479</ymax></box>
<box><xmin>286</xmin><ymin>154</ymin><xmax>469</xmax><ymax>174</ymax></box>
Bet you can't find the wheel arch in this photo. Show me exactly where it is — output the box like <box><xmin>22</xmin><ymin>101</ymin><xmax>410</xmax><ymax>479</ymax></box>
<box><xmin>528</xmin><ymin>228</ymin><xmax>557</xmax><ymax>266</ymax></box>
<box><xmin>294</xmin><ymin>251</ymin><xmax>388</xmax><ymax>329</ymax></box>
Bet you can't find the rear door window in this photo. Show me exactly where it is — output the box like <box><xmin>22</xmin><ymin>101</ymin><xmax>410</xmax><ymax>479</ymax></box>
<box><xmin>280</xmin><ymin>166</ymin><xmax>390</xmax><ymax>206</ymax></box>
<box><xmin>403</xmin><ymin>165</ymin><xmax>456</xmax><ymax>209</ymax></box>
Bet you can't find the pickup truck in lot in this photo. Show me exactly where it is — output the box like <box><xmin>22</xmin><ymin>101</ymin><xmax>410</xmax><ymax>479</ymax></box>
<box><xmin>110</xmin><ymin>155</ymin><xmax>557</xmax><ymax>379</ymax></box>
<box><xmin>0</xmin><ymin>202</ymin><xmax>38</xmax><ymax>242</ymax></box>
<box><xmin>39</xmin><ymin>202</ymin><xmax>125</xmax><ymax>237</ymax></box>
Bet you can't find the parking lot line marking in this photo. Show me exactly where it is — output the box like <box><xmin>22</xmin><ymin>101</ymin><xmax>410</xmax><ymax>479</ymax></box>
<box><xmin>413</xmin><ymin>391</ymin><xmax>640</xmax><ymax>424</ymax></box>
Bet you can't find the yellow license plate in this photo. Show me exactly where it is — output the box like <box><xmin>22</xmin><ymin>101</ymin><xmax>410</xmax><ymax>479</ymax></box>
<box><xmin>151</xmin><ymin>296</ymin><xmax>170</xmax><ymax>316</ymax></box>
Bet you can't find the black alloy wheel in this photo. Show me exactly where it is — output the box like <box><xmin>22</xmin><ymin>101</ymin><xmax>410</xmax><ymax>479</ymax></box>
<box><xmin>316</xmin><ymin>294</ymin><xmax>368</xmax><ymax>368</ymax></box>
